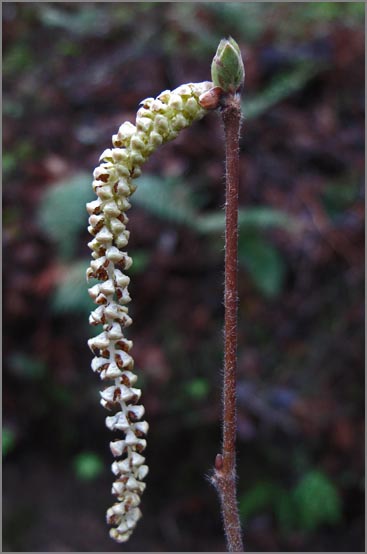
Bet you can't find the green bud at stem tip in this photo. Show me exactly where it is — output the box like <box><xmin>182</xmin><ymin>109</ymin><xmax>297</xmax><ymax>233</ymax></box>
<box><xmin>211</xmin><ymin>37</ymin><xmax>245</xmax><ymax>94</ymax></box>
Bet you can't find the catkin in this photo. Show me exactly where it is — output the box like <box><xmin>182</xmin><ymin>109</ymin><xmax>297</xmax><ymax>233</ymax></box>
<box><xmin>87</xmin><ymin>81</ymin><xmax>212</xmax><ymax>542</ymax></box>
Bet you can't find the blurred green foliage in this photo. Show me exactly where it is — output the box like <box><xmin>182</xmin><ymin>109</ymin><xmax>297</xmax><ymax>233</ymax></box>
<box><xmin>133</xmin><ymin>175</ymin><xmax>197</xmax><ymax>227</ymax></box>
<box><xmin>184</xmin><ymin>377</ymin><xmax>210</xmax><ymax>401</ymax></box>
<box><xmin>240</xmin><ymin>480</ymin><xmax>282</xmax><ymax>518</ymax></box>
<box><xmin>51</xmin><ymin>260</ymin><xmax>96</xmax><ymax>316</ymax></box>
<box><xmin>291</xmin><ymin>2</ymin><xmax>364</xmax><ymax>24</ymax></box>
<box><xmin>322</xmin><ymin>178</ymin><xmax>361</xmax><ymax>220</ymax></box>
<box><xmin>36</xmin><ymin>3</ymin><xmax>154</xmax><ymax>37</ymax></box>
<box><xmin>198</xmin><ymin>206</ymin><xmax>296</xmax><ymax>234</ymax></box>
<box><xmin>38</xmin><ymin>174</ymin><xmax>94</xmax><ymax>260</ymax></box>
<box><xmin>134</xmin><ymin>172</ymin><xmax>293</xmax><ymax>298</ymax></box>
<box><xmin>293</xmin><ymin>470</ymin><xmax>342</xmax><ymax>532</ymax></box>
<box><xmin>244</xmin><ymin>63</ymin><xmax>321</xmax><ymax>120</ymax></box>
<box><xmin>50</xmin><ymin>252</ymin><xmax>149</xmax><ymax>317</ymax></box>
<box><xmin>2</xmin><ymin>427</ymin><xmax>17</xmax><ymax>457</ymax></box>
<box><xmin>205</xmin><ymin>3</ymin><xmax>269</xmax><ymax>44</ymax></box>
<box><xmin>38</xmin><ymin>173</ymin><xmax>293</xmax><ymax>303</ymax></box>
<box><xmin>2</xmin><ymin>98</ymin><xmax>24</xmax><ymax>119</ymax></box>
<box><xmin>240</xmin><ymin>469</ymin><xmax>342</xmax><ymax>535</ymax></box>
<box><xmin>161</xmin><ymin>2</ymin><xmax>364</xmax><ymax>54</ymax></box>
<box><xmin>73</xmin><ymin>451</ymin><xmax>104</xmax><ymax>481</ymax></box>
<box><xmin>9</xmin><ymin>353</ymin><xmax>47</xmax><ymax>380</ymax></box>
<box><xmin>3</xmin><ymin>42</ymin><xmax>34</xmax><ymax>75</ymax></box>
<box><xmin>3</xmin><ymin>142</ymin><xmax>33</xmax><ymax>177</ymax></box>
<box><xmin>238</xmin><ymin>233</ymin><xmax>286</xmax><ymax>298</ymax></box>
<box><xmin>54</xmin><ymin>3</ymin><xmax>364</xmax><ymax>55</ymax></box>
<box><xmin>128</xmin><ymin>250</ymin><xmax>151</xmax><ymax>275</ymax></box>
<box><xmin>38</xmin><ymin>5</ymin><xmax>111</xmax><ymax>37</ymax></box>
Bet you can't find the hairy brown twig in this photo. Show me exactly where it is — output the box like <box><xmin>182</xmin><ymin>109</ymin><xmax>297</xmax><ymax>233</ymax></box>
<box><xmin>200</xmin><ymin>81</ymin><xmax>244</xmax><ymax>551</ymax></box>
<box><xmin>211</xmin><ymin>90</ymin><xmax>243</xmax><ymax>552</ymax></box>
<box><xmin>205</xmin><ymin>37</ymin><xmax>245</xmax><ymax>553</ymax></box>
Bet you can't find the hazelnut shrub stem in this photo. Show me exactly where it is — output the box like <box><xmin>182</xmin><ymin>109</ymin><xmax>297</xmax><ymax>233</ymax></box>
<box><xmin>213</xmin><ymin>92</ymin><xmax>244</xmax><ymax>553</ymax></box>
<box><xmin>209</xmin><ymin>37</ymin><xmax>244</xmax><ymax>552</ymax></box>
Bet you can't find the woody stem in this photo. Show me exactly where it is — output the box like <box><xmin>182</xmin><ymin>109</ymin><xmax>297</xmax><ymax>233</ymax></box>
<box><xmin>212</xmin><ymin>91</ymin><xmax>244</xmax><ymax>552</ymax></box>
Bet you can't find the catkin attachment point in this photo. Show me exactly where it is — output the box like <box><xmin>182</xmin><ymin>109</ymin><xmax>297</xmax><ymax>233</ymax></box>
<box><xmin>199</xmin><ymin>86</ymin><xmax>224</xmax><ymax>110</ymax></box>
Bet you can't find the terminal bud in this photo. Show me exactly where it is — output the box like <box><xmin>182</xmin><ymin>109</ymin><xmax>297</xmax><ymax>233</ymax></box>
<box><xmin>211</xmin><ymin>37</ymin><xmax>245</xmax><ymax>94</ymax></box>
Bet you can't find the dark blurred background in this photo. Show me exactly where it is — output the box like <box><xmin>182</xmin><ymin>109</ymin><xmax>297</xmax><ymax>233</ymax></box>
<box><xmin>3</xmin><ymin>2</ymin><xmax>365</xmax><ymax>552</ymax></box>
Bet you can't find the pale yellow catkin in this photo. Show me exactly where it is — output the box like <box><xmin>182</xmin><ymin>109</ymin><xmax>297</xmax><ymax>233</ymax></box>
<box><xmin>87</xmin><ymin>81</ymin><xmax>212</xmax><ymax>542</ymax></box>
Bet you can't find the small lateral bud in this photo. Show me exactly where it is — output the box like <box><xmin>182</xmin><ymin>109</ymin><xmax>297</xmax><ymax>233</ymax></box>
<box><xmin>215</xmin><ymin>453</ymin><xmax>223</xmax><ymax>471</ymax></box>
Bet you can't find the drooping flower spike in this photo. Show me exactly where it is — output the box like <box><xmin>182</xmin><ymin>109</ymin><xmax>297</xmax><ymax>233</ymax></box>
<box><xmin>87</xmin><ymin>81</ymin><xmax>213</xmax><ymax>543</ymax></box>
